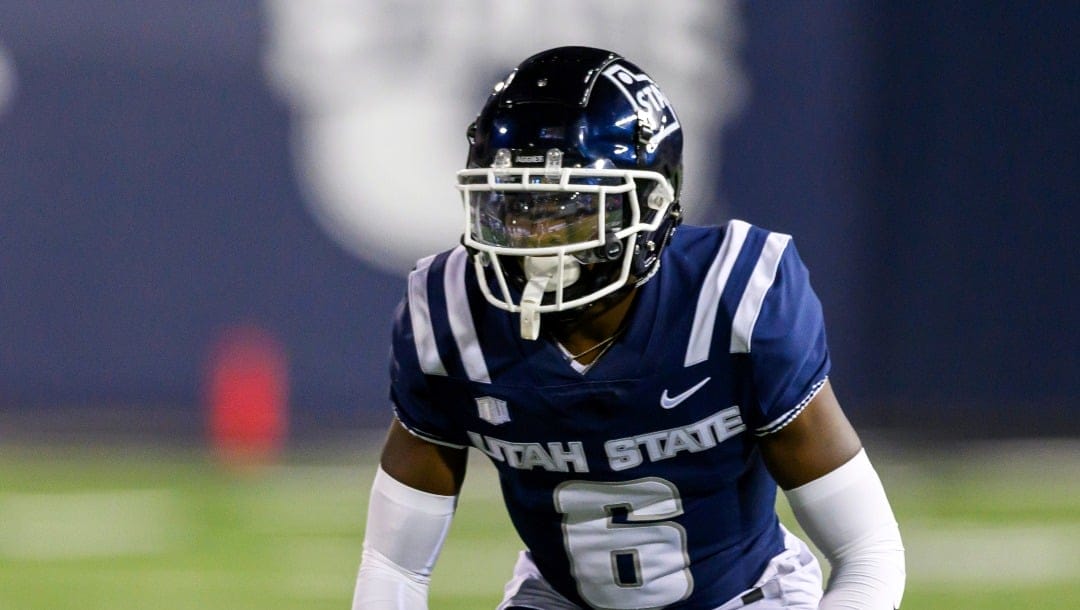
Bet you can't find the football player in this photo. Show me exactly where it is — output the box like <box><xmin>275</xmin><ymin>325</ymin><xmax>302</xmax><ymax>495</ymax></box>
<box><xmin>352</xmin><ymin>46</ymin><xmax>905</xmax><ymax>609</ymax></box>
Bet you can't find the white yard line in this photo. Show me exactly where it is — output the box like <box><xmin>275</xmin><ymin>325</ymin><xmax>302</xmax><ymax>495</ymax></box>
<box><xmin>901</xmin><ymin>520</ymin><xmax>1080</xmax><ymax>584</ymax></box>
<box><xmin>0</xmin><ymin>489</ymin><xmax>182</xmax><ymax>559</ymax></box>
<box><xmin>260</xmin><ymin>464</ymin><xmax>373</xmax><ymax>488</ymax></box>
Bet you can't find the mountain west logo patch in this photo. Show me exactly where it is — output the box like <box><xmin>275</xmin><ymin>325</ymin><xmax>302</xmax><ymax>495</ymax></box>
<box><xmin>476</xmin><ymin>396</ymin><xmax>510</xmax><ymax>425</ymax></box>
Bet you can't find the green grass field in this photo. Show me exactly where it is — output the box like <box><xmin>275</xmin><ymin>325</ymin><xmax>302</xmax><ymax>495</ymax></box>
<box><xmin>1</xmin><ymin>438</ymin><xmax>1077</xmax><ymax>609</ymax></box>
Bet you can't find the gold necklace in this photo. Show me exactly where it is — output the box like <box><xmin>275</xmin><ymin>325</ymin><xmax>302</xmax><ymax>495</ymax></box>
<box><xmin>563</xmin><ymin>327</ymin><xmax>624</xmax><ymax>361</ymax></box>
<box><xmin>565</xmin><ymin>334</ymin><xmax>617</xmax><ymax>358</ymax></box>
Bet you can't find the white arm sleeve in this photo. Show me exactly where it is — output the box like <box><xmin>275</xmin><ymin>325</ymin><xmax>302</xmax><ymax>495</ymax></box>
<box><xmin>784</xmin><ymin>449</ymin><xmax>906</xmax><ymax>609</ymax></box>
<box><xmin>352</xmin><ymin>466</ymin><xmax>457</xmax><ymax>609</ymax></box>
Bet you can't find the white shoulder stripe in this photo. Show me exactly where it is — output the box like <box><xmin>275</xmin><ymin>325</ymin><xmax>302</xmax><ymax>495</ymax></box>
<box><xmin>444</xmin><ymin>247</ymin><xmax>490</xmax><ymax>383</ymax></box>
<box><xmin>408</xmin><ymin>253</ymin><xmax>446</xmax><ymax>376</ymax></box>
<box><xmin>685</xmin><ymin>220</ymin><xmax>751</xmax><ymax>367</ymax></box>
<box><xmin>730</xmin><ymin>232</ymin><xmax>791</xmax><ymax>353</ymax></box>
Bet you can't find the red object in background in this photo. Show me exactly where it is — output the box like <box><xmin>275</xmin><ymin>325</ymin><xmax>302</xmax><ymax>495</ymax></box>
<box><xmin>205</xmin><ymin>325</ymin><xmax>289</xmax><ymax>470</ymax></box>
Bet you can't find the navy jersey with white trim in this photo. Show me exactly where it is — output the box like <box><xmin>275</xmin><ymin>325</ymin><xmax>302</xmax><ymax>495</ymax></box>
<box><xmin>388</xmin><ymin>220</ymin><xmax>831</xmax><ymax>609</ymax></box>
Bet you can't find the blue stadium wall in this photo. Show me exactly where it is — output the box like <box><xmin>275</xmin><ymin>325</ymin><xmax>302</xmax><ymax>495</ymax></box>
<box><xmin>0</xmin><ymin>2</ymin><xmax>1075</xmax><ymax>438</ymax></box>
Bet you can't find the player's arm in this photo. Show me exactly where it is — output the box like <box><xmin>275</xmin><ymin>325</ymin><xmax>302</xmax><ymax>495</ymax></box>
<box><xmin>352</xmin><ymin>416</ymin><xmax>468</xmax><ymax>609</ymax></box>
<box><xmin>759</xmin><ymin>380</ymin><xmax>906</xmax><ymax>609</ymax></box>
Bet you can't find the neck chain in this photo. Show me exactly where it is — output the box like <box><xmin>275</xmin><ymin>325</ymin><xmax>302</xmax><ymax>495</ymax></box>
<box><xmin>562</xmin><ymin>327</ymin><xmax>624</xmax><ymax>361</ymax></box>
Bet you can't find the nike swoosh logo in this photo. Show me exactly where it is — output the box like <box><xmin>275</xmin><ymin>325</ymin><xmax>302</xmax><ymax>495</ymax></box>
<box><xmin>660</xmin><ymin>377</ymin><xmax>711</xmax><ymax>409</ymax></box>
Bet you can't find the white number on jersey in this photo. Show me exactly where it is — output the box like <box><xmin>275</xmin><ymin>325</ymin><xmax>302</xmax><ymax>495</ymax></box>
<box><xmin>553</xmin><ymin>478</ymin><xmax>693</xmax><ymax>608</ymax></box>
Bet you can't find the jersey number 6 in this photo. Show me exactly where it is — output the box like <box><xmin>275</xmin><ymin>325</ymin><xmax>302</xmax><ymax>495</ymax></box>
<box><xmin>554</xmin><ymin>477</ymin><xmax>693</xmax><ymax>608</ymax></box>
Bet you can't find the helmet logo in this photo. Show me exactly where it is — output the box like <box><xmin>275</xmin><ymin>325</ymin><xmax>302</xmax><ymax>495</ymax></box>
<box><xmin>601</xmin><ymin>64</ymin><xmax>681</xmax><ymax>154</ymax></box>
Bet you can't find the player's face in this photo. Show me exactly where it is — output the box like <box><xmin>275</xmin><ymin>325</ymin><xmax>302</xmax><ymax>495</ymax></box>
<box><xmin>467</xmin><ymin>187</ymin><xmax>625</xmax><ymax>253</ymax></box>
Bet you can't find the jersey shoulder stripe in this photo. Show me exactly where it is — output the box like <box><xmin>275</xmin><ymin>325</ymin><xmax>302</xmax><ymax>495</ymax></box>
<box><xmin>408</xmin><ymin>253</ymin><xmax>446</xmax><ymax>376</ymax></box>
<box><xmin>443</xmin><ymin>247</ymin><xmax>490</xmax><ymax>383</ymax></box>
<box><xmin>731</xmin><ymin>231</ymin><xmax>792</xmax><ymax>354</ymax></box>
<box><xmin>684</xmin><ymin>219</ymin><xmax>751</xmax><ymax>366</ymax></box>
<box><xmin>684</xmin><ymin>220</ymin><xmax>792</xmax><ymax>365</ymax></box>
<box><xmin>406</xmin><ymin>246</ymin><xmax>491</xmax><ymax>383</ymax></box>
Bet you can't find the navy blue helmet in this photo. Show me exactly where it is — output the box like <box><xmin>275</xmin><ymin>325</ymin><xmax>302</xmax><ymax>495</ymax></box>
<box><xmin>457</xmin><ymin>46</ymin><xmax>683</xmax><ymax>338</ymax></box>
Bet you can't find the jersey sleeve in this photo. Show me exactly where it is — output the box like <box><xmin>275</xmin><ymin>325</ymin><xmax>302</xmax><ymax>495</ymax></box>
<box><xmin>745</xmin><ymin>239</ymin><xmax>831</xmax><ymax>436</ymax></box>
<box><xmin>388</xmin><ymin>297</ymin><xmax>470</xmax><ymax>448</ymax></box>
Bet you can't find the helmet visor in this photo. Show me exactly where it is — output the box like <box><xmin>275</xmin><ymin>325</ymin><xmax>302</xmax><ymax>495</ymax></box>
<box><xmin>464</xmin><ymin>176</ymin><xmax>626</xmax><ymax>251</ymax></box>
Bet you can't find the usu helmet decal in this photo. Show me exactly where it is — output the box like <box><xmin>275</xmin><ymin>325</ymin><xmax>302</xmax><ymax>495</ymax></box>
<box><xmin>601</xmin><ymin>63</ymin><xmax>681</xmax><ymax>154</ymax></box>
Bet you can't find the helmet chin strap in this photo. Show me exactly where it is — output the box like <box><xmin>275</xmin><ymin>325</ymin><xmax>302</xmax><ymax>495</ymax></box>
<box><xmin>518</xmin><ymin>256</ymin><xmax>581</xmax><ymax>340</ymax></box>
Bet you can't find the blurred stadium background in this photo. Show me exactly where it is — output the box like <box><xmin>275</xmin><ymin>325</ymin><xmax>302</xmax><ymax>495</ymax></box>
<box><xmin>0</xmin><ymin>1</ymin><xmax>1076</xmax><ymax>608</ymax></box>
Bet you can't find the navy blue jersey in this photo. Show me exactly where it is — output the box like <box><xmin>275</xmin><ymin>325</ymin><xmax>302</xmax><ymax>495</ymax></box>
<box><xmin>389</xmin><ymin>220</ymin><xmax>831</xmax><ymax>609</ymax></box>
